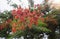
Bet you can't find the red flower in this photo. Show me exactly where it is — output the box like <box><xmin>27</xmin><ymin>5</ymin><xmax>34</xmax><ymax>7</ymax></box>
<box><xmin>23</xmin><ymin>12</ymin><xmax>27</xmax><ymax>17</ymax></box>
<box><xmin>17</xmin><ymin>7</ymin><xmax>22</xmax><ymax>15</ymax></box>
<box><xmin>20</xmin><ymin>16</ymin><xmax>25</xmax><ymax>22</ymax></box>
<box><xmin>12</xmin><ymin>9</ymin><xmax>16</xmax><ymax>16</ymax></box>
<box><xmin>14</xmin><ymin>15</ymin><xmax>19</xmax><ymax>19</ymax></box>
<box><xmin>19</xmin><ymin>25</ymin><xmax>25</xmax><ymax>30</ymax></box>
<box><xmin>25</xmin><ymin>9</ymin><xmax>29</xmax><ymax>13</ymax></box>
<box><xmin>33</xmin><ymin>11</ymin><xmax>36</xmax><ymax>15</ymax></box>
<box><xmin>12</xmin><ymin>23</ymin><xmax>17</xmax><ymax>27</ymax></box>
<box><xmin>12</xmin><ymin>27</ymin><xmax>16</xmax><ymax>33</ymax></box>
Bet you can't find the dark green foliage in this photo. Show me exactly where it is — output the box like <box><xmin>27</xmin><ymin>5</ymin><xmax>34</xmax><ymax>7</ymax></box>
<box><xmin>0</xmin><ymin>28</ymin><xmax>7</xmax><ymax>37</ymax></box>
<box><xmin>11</xmin><ymin>4</ymin><xmax>17</xmax><ymax>8</ymax></box>
<box><xmin>0</xmin><ymin>11</ymin><xmax>12</xmax><ymax>21</ymax></box>
<box><xmin>0</xmin><ymin>11</ymin><xmax>12</xmax><ymax>37</ymax></box>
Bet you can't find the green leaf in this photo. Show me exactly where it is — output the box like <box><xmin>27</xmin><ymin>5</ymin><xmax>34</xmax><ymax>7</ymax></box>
<box><xmin>8</xmin><ymin>30</ymin><xmax>24</xmax><ymax>39</ymax></box>
<box><xmin>38</xmin><ymin>20</ymin><xmax>47</xmax><ymax>27</ymax></box>
<box><xmin>32</xmin><ymin>25</ymin><xmax>51</xmax><ymax>33</ymax></box>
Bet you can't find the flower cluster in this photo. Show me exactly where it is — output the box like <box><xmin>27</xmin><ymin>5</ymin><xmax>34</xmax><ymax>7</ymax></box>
<box><xmin>11</xmin><ymin>6</ymin><xmax>45</xmax><ymax>33</ymax></box>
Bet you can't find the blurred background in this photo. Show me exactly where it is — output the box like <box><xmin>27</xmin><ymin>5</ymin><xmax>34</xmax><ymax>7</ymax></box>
<box><xmin>0</xmin><ymin>0</ymin><xmax>60</xmax><ymax>12</ymax></box>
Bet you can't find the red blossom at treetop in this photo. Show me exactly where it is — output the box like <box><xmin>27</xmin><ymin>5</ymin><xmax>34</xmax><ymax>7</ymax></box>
<box><xmin>11</xmin><ymin>5</ymin><xmax>45</xmax><ymax>33</ymax></box>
